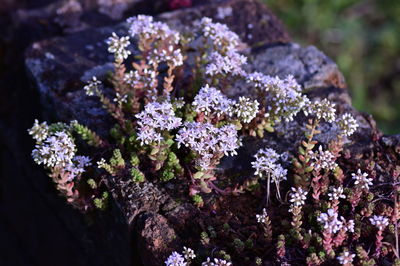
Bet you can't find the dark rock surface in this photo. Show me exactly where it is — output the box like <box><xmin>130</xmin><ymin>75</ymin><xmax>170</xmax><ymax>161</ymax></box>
<box><xmin>19</xmin><ymin>0</ymin><xmax>400</xmax><ymax>265</ymax></box>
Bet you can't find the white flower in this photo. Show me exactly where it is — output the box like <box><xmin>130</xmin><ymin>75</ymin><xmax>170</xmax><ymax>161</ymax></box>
<box><xmin>136</xmin><ymin>101</ymin><xmax>182</xmax><ymax>145</ymax></box>
<box><xmin>182</xmin><ymin>247</ymin><xmax>196</xmax><ymax>260</ymax></box>
<box><xmin>309</xmin><ymin>146</ymin><xmax>338</xmax><ymax>171</ymax></box>
<box><xmin>176</xmin><ymin>122</ymin><xmax>240</xmax><ymax>170</ymax></box>
<box><xmin>337</xmin><ymin>251</ymin><xmax>355</xmax><ymax>265</ymax></box>
<box><xmin>192</xmin><ymin>85</ymin><xmax>234</xmax><ymax>117</ymax></box>
<box><xmin>216</xmin><ymin>6</ymin><xmax>233</xmax><ymax>19</ymax></box>
<box><xmin>256</xmin><ymin>208</ymin><xmax>268</xmax><ymax>224</ymax></box>
<box><xmin>205</xmin><ymin>50</ymin><xmax>247</xmax><ymax>76</ymax></box>
<box><xmin>342</xmin><ymin>218</ymin><xmax>355</xmax><ymax>233</ymax></box>
<box><xmin>328</xmin><ymin>186</ymin><xmax>346</xmax><ymax>201</ymax></box>
<box><xmin>337</xmin><ymin>113</ymin><xmax>358</xmax><ymax>137</ymax></box>
<box><xmin>369</xmin><ymin>215</ymin><xmax>389</xmax><ymax>231</ymax></box>
<box><xmin>251</xmin><ymin>148</ymin><xmax>287</xmax><ymax>183</ymax></box>
<box><xmin>304</xmin><ymin>99</ymin><xmax>336</xmax><ymax>123</ymax></box>
<box><xmin>32</xmin><ymin>131</ymin><xmax>76</xmax><ymax>168</ymax></box>
<box><xmin>201</xmin><ymin>257</ymin><xmax>232</xmax><ymax>266</ymax></box>
<box><xmin>63</xmin><ymin>155</ymin><xmax>92</xmax><ymax>181</ymax></box>
<box><xmin>246</xmin><ymin>73</ymin><xmax>308</xmax><ymax>122</ymax></box>
<box><xmin>351</xmin><ymin>169</ymin><xmax>373</xmax><ymax>190</ymax></box>
<box><xmin>230</xmin><ymin>97</ymin><xmax>259</xmax><ymax>123</ymax></box>
<box><xmin>128</xmin><ymin>15</ymin><xmax>180</xmax><ymax>44</ymax></box>
<box><xmin>84</xmin><ymin>76</ymin><xmax>102</xmax><ymax>96</ymax></box>
<box><xmin>317</xmin><ymin>209</ymin><xmax>343</xmax><ymax>234</ymax></box>
<box><xmin>289</xmin><ymin>187</ymin><xmax>308</xmax><ymax>208</ymax></box>
<box><xmin>106</xmin><ymin>32</ymin><xmax>131</xmax><ymax>62</ymax></box>
<box><xmin>197</xmin><ymin>17</ymin><xmax>240</xmax><ymax>51</ymax></box>
<box><xmin>28</xmin><ymin>119</ymin><xmax>49</xmax><ymax>142</ymax></box>
<box><xmin>165</xmin><ymin>251</ymin><xmax>186</xmax><ymax>266</ymax></box>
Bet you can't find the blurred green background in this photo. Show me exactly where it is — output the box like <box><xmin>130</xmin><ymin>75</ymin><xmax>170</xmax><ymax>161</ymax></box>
<box><xmin>265</xmin><ymin>0</ymin><xmax>400</xmax><ymax>134</ymax></box>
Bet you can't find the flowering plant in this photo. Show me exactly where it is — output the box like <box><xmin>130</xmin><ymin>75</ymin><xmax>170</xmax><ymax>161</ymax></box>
<box><xmin>29</xmin><ymin>14</ymin><xmax>400</xmax><ymax>265</ymax></box>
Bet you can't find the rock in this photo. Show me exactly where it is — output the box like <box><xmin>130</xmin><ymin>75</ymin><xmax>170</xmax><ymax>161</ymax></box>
<box><xmin>135</xmin><ymin>212</ymin><xmax>180</xmax><ymax>265</ymax></box>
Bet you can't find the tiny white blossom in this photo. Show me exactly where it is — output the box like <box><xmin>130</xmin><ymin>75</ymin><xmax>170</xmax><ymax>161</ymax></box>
<box><xmin>317</xmin><ymin>209</ymin><xmax>343</xmax><ymax>234</ymax></box>
<box><xmin>337</xmin><ymin>113</ymin><xmax>359</xmax><ymax>137</ymax></box>
<box><xmin>246</xmin><ymin>73</ymin><xmax>308</xmax><ymax>122</ymax></box>
<box><xmin>337</xmin><ymin>251</ymin><xmax>355</xmax><ymax>265</ymax></box>
<box><xmin>206</xmin><ymin>50</ymin><xmax>247</xmax><ymax>76</ymax></box>
<box><xmin>32</xmin><ymin>131</ymin><xmax>76</xmax><ymax>168</ymax></box>
<box><xmin>289</xmin><ymin>187</ymin><xmax>308</xmax><ymax>207</ymax></box>
<box><xmin>328</xmin><ymin>186</ymin><xmax>346</xmax><ymax>201</ymax></box>
<box><xmin>165</xmin><ymin>251</ymin><xmax>186</xmax><ymax>266</ymax></box>
<box><xmin>201</xmin><ymin>257</ymin><xmax>232</xmax><ymax>266</ymax></box>
<box><xmin>351</xmin><ymin>169</ymin><xmax>373</xmax><ymax>190</ymax></box>
<box><xmin>309</xmin><ymin>145</ymin><xmax>338</xmax><ymax>171</ymax></box>
<box><xmin>251</xmin><ymin>148</ymin><xmax>287</xmax><ymax>183</ymax></box>
<box><xmin>192</xmin><ymin>85</ymin><xmax>234</xmax><ymax>117</ymax></box>
<box><xmin>176</xmin><ymin>122</ymin><xmax>240</xmax><ymax>170</ymax></box>
<box><xmin>256</xmin><ymin>208</ymin><xmax>268</xmax><ymax>224</ymax></box>
<box><xmin>369</xmin><ymin>215</ymin><xmax>389</xmax><ymax>231</ymax></box>
<box><xmin>197</xmin><ymin>17</ymin><xmax>240</xmax><ymax>51</ymax></box>
<box><xmin>230</xmin><ymin>97</ymin><xmax>259</xmax><ymax>123</ymax></box>
<box><xmin>216</xmin><ymin>6</ymin><xmax>233</xmax><ymax>19</ymax></box>
<box><xmin>106</xmin><ymin>32</ymin><xmax>131</xmax><ymax>62</ymax></box>
<box><xmin>84</xmin><ymin>76</ymin><xmax>102</xmax><ymax>96</ymax></box>
<box><xmin>28</xmin><ymin>119</ymin><xmax>49</xmax><ymax>142</ymax></box>
<box><xmin>136</xmin><ymin>101</ymin><xmax>182</xmax><ymax>145</ymax></box>
<box><xmin>304</xmin><ymin>99</ymin><xmax>336</xmax><ymax>123</ymax></box>
<box><xmin>182</xmin><ymin>247</ymin><xmax>196</xmax><ymax>260</ymax></box>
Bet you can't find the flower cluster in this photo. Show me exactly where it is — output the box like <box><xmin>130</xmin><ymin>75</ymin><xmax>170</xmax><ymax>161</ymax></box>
<box><xmin>165</xmin><ymin>252</ymin><xmax>186</xmax><ymax>266</ymax></box>
<box><xmin>289</xmin><ymin>187</ymin><xmax>308</xmax><ymax>210</ymax></box>
<box><xmin>176</xmin><ymin>122</ymin><xmax>240</xmax><ymax>170</ymax></box>
<box><xmin>337</xmin><ymin>113</ymin><xmax>359</xmax><ymax>137</ymax></box>
<box><xmin>106</xmin><ymin>32</ymin><xmax>131</xmax><ymax>62</ymax></box>
<box><xmin>247</xmin><ymin>73</ymin><xmax>308</xmax><ymax>122</ymax></box>
<box><xmin>123</xmin><ymin>68</ymin><xmax>157</xmax><ymax>89</ymax></box>
<box><xmin>317</xmin><ymin>209</ymin><xmax>344</xmax><ymax>234</ymax></box>
<box><xmin>63</xmin><ymin>155</ymin><xmax>92</xmax><ymax>181</ymax></box>
<box><xmin>165</xmin><ymin>247</ymin><xmax>196</xmax><ymax>266</ymax></box>
<box><xmin>32</xmin><ymin>131</ymin><xmax>76</xmax><ymax>168</ymax></box>
<box><xmin>84</xmin><ymin>76</ymin><xmax>102</xmax><ymax>96</ymax></box>
<box><xmin>206</xmin><ymin>50</ymin><xmax>247</xmax><ymax>76</ymax></box>
<box><xmin>192</xmin><ymin>85</ymin><xmax>233</xmax><ymax>117</ymax></box>
<box><xmin>304</xmin><ymin>99</ymin><xmax>336</xmax><ymax>123</ymax></box>
<box><xmin>309</xmin><ymin>145</ymin><xmax>338</xmax><ymax>171</ymax></box>
<box><xmin>256</xmin><ymin>208</ymin><xmax>268</xmax><ymax>223</ymax></box>
<box><xmin>28</xmin><ymin>119</ymin><xmax>49</xmax><ymax>142</ymax></box>
<box><xmin>369</xmin><ymin>215</ymin><xmax>389</xmax><ymax>231</ymax></box>
<box><xmin>148</xmin><ymin>46</ymin><xmax>184</xmax><ymax>68</ymax></box>
<box><xmin>136</xmin><ymin>101</ymin><xmax>182</xmax><ymax>145</ymax></box>
<box><xmin>351</xmin><ymin>169</ymin><xmax>373</xmax><ymax>190</ymax></box>
<box><xmin>201</xmin><ymin>258</ymin><xmax>232</xmax><ymax>266</ymax></box>
<box><xmin>230</xmin><ymin>97</ymin><xmax>259</xmax><ymax>123</ymax></box>
<box><xmin>128</xmin><ymin>15</ymin><xmax>180</xmax><ymax>44</ymax></box>
<box><xmin>251</xmin><ymin>148</ymin><xmax>287</xmax><ymax>183</ymax></box>
<box><xmin>197</xmin><ymin>17</ymin><xmax>239</xmax><ymax>50</ymax></box>
<box><xmin>337</xmin><ymin>251</ymin><xmax>355</xmax><ymax>265</ymax></box>
<box><xmin>327</xmin><ymin>186</ymin><xmax>346</xmax><ymax>201</ymax></box>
